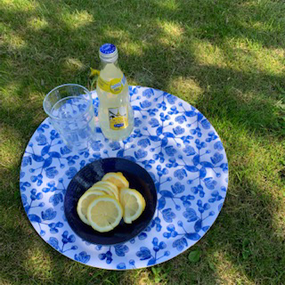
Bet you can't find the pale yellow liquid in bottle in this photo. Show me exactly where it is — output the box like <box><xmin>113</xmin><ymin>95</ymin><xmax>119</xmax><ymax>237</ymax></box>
<box><xmin>96</xmin><ymin>63</ymin><xmax>134</xmax><ymax>141</ymax></box>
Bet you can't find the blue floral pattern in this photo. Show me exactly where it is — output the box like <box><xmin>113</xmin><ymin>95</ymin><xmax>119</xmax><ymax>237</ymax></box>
<box><xmin>20</xmin><ymin>86</ymin><xmax>228</xmax><ymax>270</ymax></box>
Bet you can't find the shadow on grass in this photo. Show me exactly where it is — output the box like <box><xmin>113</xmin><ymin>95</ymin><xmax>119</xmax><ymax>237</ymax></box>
<box><xmin>0</xmin><ymin>0</ymin><xmax>284</xmax><ymax>283</ymax></box>
<box><xmin>204</xmin><ymin>175</ymin><xmax>284</xmax><ymax>283</ymax></box>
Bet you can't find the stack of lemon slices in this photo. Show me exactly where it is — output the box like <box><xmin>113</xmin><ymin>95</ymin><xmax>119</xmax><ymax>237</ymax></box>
<box><xmin>76</xmin><ymin>172</ymin><xmax>146</xmax><ymax>233</ymax></box>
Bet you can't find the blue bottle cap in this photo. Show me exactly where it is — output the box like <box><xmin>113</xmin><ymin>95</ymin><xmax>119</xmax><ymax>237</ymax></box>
<box><xmin>99</xmin><ymin>43</ymin><xmax>118</xmax><ymax>62</ymax></box>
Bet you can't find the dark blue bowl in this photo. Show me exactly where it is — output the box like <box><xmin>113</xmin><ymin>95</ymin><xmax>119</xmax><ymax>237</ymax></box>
<box><xmin>64</xmin><ymin>158</ymin><xmax>157</xmax><ymax>245</ymax></box>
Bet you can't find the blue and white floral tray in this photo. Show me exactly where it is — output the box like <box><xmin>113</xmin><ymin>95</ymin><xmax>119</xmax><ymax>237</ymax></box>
<box><xmin>20</xmin><ymin>86</ymin><xmax>228</xmax><ymax>270</ymax></box>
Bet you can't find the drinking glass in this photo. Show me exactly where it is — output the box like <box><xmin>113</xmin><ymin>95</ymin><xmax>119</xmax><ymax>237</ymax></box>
<box><xmin>43</xmin><ymin>84</ymin><xmax>97</xmax><ymax>152</ymax></box>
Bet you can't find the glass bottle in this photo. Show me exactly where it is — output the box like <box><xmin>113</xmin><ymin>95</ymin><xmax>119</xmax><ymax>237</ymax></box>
<box><xmin>96</xmin><ymin>43</ymin><xmax>134</xmax><ymax>141</ymax></box>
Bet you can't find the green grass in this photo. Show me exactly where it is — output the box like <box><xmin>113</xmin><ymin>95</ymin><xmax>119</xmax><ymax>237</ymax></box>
<box><xmin>1</xmin><ymin>0</ymin><xmax>285</xmax><ymax>284</ymax></box>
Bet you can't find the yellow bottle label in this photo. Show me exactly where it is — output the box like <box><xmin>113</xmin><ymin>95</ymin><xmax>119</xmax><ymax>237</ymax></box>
<box><xmin>98</xmin><ymin>75</ymin><xmax>126</xmax><ymax>94</ymax></box>
<box><xmin>109</xmin><ymin>106</ymin><xmax>128</xmax><ymax>130</ymax></box>
<box><xmin>90</xmin><ymin>68</ymin><xmax>100</xmax><ymax>77</ymax></box>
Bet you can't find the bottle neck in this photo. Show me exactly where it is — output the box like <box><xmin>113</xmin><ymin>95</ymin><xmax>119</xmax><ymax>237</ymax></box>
<box><xmin>100</xmin><ymin>60</ymin><xmax>119</xmax><ymax>70</ymax></box>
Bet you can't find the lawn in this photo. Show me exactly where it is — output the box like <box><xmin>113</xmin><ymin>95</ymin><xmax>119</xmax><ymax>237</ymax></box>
<box><xmin>0</xmin><ymin>0</ymin><xmax>285</xmax><ymax>284</ymax></box>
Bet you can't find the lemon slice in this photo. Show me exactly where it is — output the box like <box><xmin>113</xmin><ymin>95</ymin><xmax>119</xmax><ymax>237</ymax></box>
<box><xmin>77</xmin><ymin>189</ymin><xmax>105</xmax><ymax>225</ymax></box>
<box><xmin>95</xmin><ymin>181</ymin><xmax>118</xmax><ymax>193</ymax></box>
<box><xmin>102</xmin><ymin>172</ymin><xmax>129</xmax><ymax>190</ymax></box>
<box><xmin>87</xmin><ymin>195</ymin><xmax>123</xmax><ymax>232</ymax></box>
<box><xmin>92</xmin><ymin>181</ymin><xmax>119</xmax><ymax>200</ymax></box>
<box><xmin>120</xmin><ymin>188</ymin><xmax>146</xmax><ymax>224</ymax></box>
<box><xmin>87</xmin><ymin>185</ymin><xmax>116</xmax><ymax>198</ymax></box>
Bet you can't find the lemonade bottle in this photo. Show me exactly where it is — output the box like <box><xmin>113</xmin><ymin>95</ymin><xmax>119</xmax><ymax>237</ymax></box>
<box><xmin>96</xmin><ymin>43</ymin><xmax>134</xmax><ymax>141</ymax></box>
